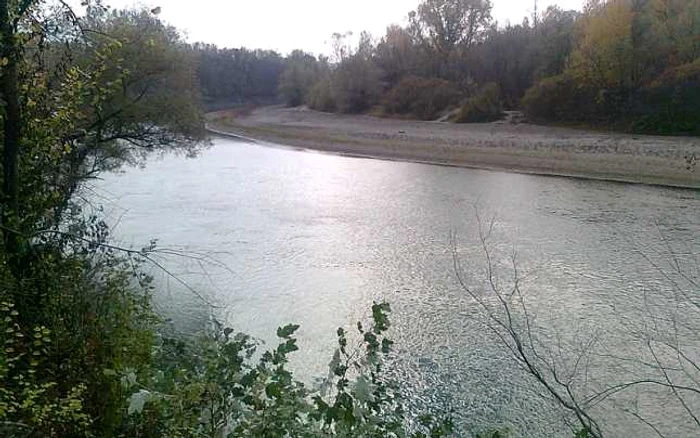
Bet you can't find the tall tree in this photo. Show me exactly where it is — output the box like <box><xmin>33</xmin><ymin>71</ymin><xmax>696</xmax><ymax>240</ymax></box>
<box><xmin>331</xmin><ymin>32</ymin><xmax>383</xmax><ymax>113</ymax></box>
<box><xmin>375</xmin><ymin>25</ymin><xmax>420</xmax><ymax>87</ymax></box>
<box><xmin>195</xmin><ymin>44</ymin><xmax>283</xmax><ymax>108</ymax></box>
<box><xmin>410</xmin><ymin>0</ymin><xmax>493</xmax><ymax>53</ymax></box>
<box><xmin>1</xmin><ymin>1</ymin><xmax>204</xmax><ymax>270</ymax></box>
<box><xmin>278</xmin><ymin>50</ymin><xmax>320</xmax><ymax>107</ymax></box>
<box><xmin>568</xmin><ymin>0</ymin><xmax>637</xmax><ymax>93</ymax></box>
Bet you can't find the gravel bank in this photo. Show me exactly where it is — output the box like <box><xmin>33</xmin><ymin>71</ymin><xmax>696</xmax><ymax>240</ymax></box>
<box><xmin>207</xmin><ymin>106</ymin><xmax>700</xmax><ymax>188</ymax></box>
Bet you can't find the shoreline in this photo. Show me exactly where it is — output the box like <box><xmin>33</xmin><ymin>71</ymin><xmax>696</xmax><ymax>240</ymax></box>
<box><xmin>206</xmin><ymin>106</ymin><xmax>700</xmax><ymax>189</ymax></box>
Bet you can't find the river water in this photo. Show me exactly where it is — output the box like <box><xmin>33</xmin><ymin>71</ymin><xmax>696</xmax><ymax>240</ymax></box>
<box><xmin>97</xmin><ymin>137</ymin><xmax>700</xmax><ymax>437</ymax></box>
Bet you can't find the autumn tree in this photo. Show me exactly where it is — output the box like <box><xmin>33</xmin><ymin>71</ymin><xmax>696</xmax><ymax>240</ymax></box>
<box><xmin>568</xmin><ymin>0</ymin><xmax>638</xmax><ymax>95</ymax></box>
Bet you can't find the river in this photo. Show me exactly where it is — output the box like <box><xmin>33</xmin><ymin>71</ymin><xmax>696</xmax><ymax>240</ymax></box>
<box><xmin>96</xmin><ymin>136</ymin><xmax>700</xmax><ymax>437</ymax></box>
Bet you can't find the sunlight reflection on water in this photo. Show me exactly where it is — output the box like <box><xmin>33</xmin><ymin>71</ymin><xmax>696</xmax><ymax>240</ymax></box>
<box><xmin>96</xmin><ymin>137</ymin><xmax>700</xmax><ymax>437</ymax></box>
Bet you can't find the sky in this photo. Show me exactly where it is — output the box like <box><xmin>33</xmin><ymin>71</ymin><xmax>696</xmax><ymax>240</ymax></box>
<box><xmin>101</xmin><ymin>0</ymin><xmax>584</xmax><ymax>56</ymax></box>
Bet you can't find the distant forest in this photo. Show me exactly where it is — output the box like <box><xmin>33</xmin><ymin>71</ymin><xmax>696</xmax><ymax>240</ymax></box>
<box><xmin>194</xmin><ymin>0</ymin><xmax>700</xmax><ymax>135</ymax></box>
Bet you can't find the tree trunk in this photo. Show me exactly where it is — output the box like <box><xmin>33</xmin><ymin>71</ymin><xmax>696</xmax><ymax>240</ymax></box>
<box><xmin>0</xmin><ymin>0</ymin><xmax>22</xmax><ymax>261</ymax></box>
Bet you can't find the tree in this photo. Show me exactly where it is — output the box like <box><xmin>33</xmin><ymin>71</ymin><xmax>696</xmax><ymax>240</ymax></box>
<box><xmin>645</xmin><ymin>0</ymin><xmax>700</xmax><ymax>66</ymax></box>
<box><xmin>534</xmin><ymin>6</ymin><xmax>580</xmax><ymax>78</ymax></box>
<box><xmin>278</xmin><ymin>50</ymin><xmax>320</xmax><ymax>107</ymax></box>
<box><xmin>194</xmin><ymin>44</ymin><xmax>284</xmax><ymax>109</ymax></box>
<box><xmin>374</xmin><ymin>25</ymin><xmax>419</xmax><ymax>87</ymax></box>
<box><xmin>383</xmin><ymin>76</ymin><xmax>459</xmax><ymax>119</ymax></box>
<box><xmin>468</xmin><ymin>23</ymin><xmax>536</xmax><ymax>108</ymax></box>
<box><xmin>0</xmin><ymin>1</ymin><xmax>204</xmax><ymax>433</ymax></box>
<box><xmin>452</xmin><ymin>213</ymin><xmax>700</xmax><ymax>438</ymax></box>
<box><xmin>331</xmin><ymin>32</ymin><xmax>383</xmax><ymax>113</ymax></box>
<box><xmin>567</xmin><ymin>0</ymin><xmax>638</xmax><ymax>101</ymax></box>
<box><xmin>10</xmin><ymin>5</ymin><xmax>205</xmax><ymax>249</ymax></box>
<box><xmin>410</xmin><ymin>0</ymin><xmax>493</xmax><ymax>53</ymax></box>
<box><xmin>0</xmin><ymin>0</ymin><xmax>30</xmax><ymax>262</ymax></box>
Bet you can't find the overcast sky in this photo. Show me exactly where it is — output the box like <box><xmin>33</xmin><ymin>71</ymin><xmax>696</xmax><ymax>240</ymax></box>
<box><xmin>101</xmin><ymin>0</ymin><xmax>584</xmax><ymax>55</ymax></box>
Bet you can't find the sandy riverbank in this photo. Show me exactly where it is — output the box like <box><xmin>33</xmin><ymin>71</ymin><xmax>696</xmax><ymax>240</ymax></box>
<box><xmin>207</xmin><ymin>106</ymin><xmax>700</xmax><ymax>188</ymax></box>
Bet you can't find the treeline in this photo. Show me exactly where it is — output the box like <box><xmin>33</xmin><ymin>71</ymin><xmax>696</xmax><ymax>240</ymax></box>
<box><xmin>194</xmin><ymin>44</ymin><xmax>284</xmax><ymax>110</ymax></box>
<box><xmin>524</xmin><ymin>0</ymin><xmax>700</xmax><ymax>134</ymax></box>
<box><xmin>257</xmin><ymin>0</ymin><xmax>698</xmax><ymax>135</ymax></box>
<box><xmin>269</xmin><ymin>0</ymin><xmax>573</xmax><ymax>122</ymax></box>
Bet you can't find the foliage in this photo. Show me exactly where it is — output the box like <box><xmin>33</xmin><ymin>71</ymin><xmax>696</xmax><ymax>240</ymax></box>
<box><xmin>383</xmin><ymin>76</ymin><xmax>459</xmax><ymax>120</ymax></box>
<box><xmin>0</xmin><ymin>1</ymin><xmax>202</xmax><ymax>435</ymax></box>
<box><xmin>568</xmin><ymin>0</ymin><xmax>637</xmax><ymax>93</ymax></box>
<box><xmin>79</xmin><ymin>8</ymin><xmax>205</xmax><ymax>146</ymax></box>
<box><xmin>279</xmin><ymin>50</ymin><xmax>324</xmax><ymax>107</ymax></box>
<box><xmin>534</xmin><ymin>7</ymin><xmax>580</xmax><ymax>79</ymax></box>
<box><xmin>116</xmin><ymin>303</ymin><xmax>454</xmax><ymax>438</ymax></box>
<box><xmin>410</xmin><ymin>0</ymin><xmax>493</xmax><ymax>52</ymax></box>
<box><xmin>0</xmin><ymin>301</ymin><xmax>91</xmax><ymax>437</ymax></box>
<box><xmin>195</xmin><ymin>44</ymin><xmax>284</xmax><ymax>109</ymax></box>
<box><xmin>306</xmin><ymin>78</ymin><xmax>337</xmax><ymax>113</ymax></box>
<box><xmin>0</xmin><ymin>216</ymin><xmax>159</xmax><ymax>435</ymax></box>
<box><xmin>233</xmin><ymin>0</ymin><xmax>700</xmax><ymax>134</ymax></box>
<box><xmin>330</xmin><ymin>33</ymin><xmax>384</xmax><ymax>114</ymax></box>
<box><xmin>521</xmin><ymin>0</ymin><xmax>700</xmax><ymax>132</ymax></box>
<box><xmin>11</xmin><ymin>6</ymin><xmax>205</xmax><ymax>244</ymax></box>
<box><xmin>521</xmin><ymin>74</ymin><xmax>596</xmax><ymax>122</ymax></box>
<box><xmin>629</xmin><ymin>59</ymin><xmax>700</xmax><ymax>135</ymax></box>
<box><xmin>466</xmin><ymin>24</ymin><xmax>536</xmax><ymax>109</ymax></box>
<box><xmin>374</xmin><ymin>25</ymin><xmax>420</xmax><ymax>87</ymax></box>
<box><xmin>454</xmin><ymin>83</ymin><xmax>503</xmax><ymax>123</ymax></box>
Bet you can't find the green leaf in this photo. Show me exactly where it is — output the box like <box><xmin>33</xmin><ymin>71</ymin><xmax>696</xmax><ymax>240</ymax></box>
<box><xmin>265</xmin><ymin>382</ymin><xmax>282</xmax><ymax>398</ymax></box>
<box><xmin>277</xmin><ymin>324</ymin><xmax>300</xmax><ymax>339</ymax></box>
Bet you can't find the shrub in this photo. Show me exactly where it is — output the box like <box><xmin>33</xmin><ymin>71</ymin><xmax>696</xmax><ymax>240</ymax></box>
<box><xmin>628</xmin><ymin>59</ymin><xmax>700</xmax><ymax>135</ymax></box>
<box><xmin>0</xmin><ymin>302</ymin><xmax>91</xmax><ymax>437</ymax></box>
<box><xmin>454</xmin><ymin>83</ymin><xmax>503</xmax><ymax>123</ymax></box>
<box><xmin>383</xmin><ymin>76</ymin><xmax>459</xmax><ymax>120</ymax></box>
<box><xmin>306</xmin><ymin>78</ymin><xmax>337</xmax><ymax>112</ymax></box>
<box><xmin>523</xmin><ymin>73</ymin><xmax>627</xmax><ymax>124</ymax></box>
<box><xmin>522</xmin><ymin>74</ymin><xmax>582</xmax><ymax>122</ymax></box>
<box><xmin>117</xmin><ymin>303</ymin><xmax>455</xmax><ymax>437</ymax></box>
<box><xmin>0</xmin><ymin>218</ymin><xmax>159</xmax><ymax>436</ymax></box>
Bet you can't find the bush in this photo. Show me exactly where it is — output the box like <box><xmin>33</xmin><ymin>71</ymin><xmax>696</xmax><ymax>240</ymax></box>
<box><xmin>383</xmin><ymin>76</ymin><xmax>459</xmax><ymax>120</ymax></box>
<box><xmin>306</xmin><ymin>78</ymin><xmax>337</xmax><ymax>112</ymax></box>
<box><xmin>117</xmin><ymin>303</ymin><xmax>455</xmax><ymax>437</ymax></box>
<box><xmin>522</xmin><ymin>75</ymin><xmax>583</xmax><ymax>122</ymax></box>
<box><xmin>628</xmin><ymin>59</ymin><xmax>700</xmax><ymax>135</ymax></box>
<box><xmin>454</xmin><ymin>83</ymin><xmax>503</xmax><ymax>123</ymax></box>
<box><xmin>0</xmin><ymin>227</ymin><xmax>157</xmax><ymax>436</ymax></box>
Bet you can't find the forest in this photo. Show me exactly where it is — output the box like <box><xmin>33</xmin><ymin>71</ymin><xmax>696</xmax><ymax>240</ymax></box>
<box><xmin>198</xmin><ymin>0</ymin><xmax>700</xmax><ymax>135</ymax></box>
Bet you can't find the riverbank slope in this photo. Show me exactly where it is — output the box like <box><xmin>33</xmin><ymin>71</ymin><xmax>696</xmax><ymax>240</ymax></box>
<box><xmin>207</xmin><ymin>106</ymin><xmax>700</xmax><ymax>188</ymax></box>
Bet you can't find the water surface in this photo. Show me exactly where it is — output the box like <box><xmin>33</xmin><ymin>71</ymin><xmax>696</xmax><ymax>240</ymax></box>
<box><xmin>97</xmin><ymin>137</ymin><xmax>700</xmax><ymax>437</ymax></box>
